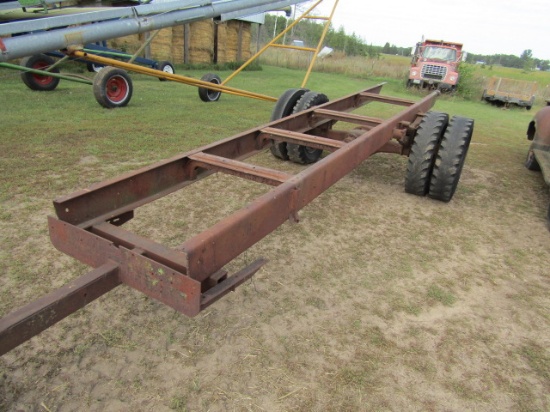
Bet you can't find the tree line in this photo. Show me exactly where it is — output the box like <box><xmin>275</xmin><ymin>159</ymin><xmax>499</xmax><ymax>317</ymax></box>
<box><xmin>256</xmin><ymin>13</ymin><xmax>549</xmax><ymax>71</ymax></box>
<box><xmin>465</xmin><ymin>50</ymin><xmax>549</xmax><ymax>71</ymax></box>
<box><xmin>255</xmin><ymin>14</ymin><xmax>381</xmax><ymax>57</ymax></box>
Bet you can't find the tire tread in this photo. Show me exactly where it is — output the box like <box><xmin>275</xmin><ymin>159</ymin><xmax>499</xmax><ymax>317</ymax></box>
<box><xmin>428</xmin><ymin>116</ymin><xmax>474</xmax><ymax>202</ymax></box>
<box><xmin>405</xmin><ymin>111</ymin><xmax>449</xmax><ymax>196</ymax></box>
<box><xmin>287</xmin><ymin>92</ymin><xmax>329</xmax><ymax>164</ymax></box>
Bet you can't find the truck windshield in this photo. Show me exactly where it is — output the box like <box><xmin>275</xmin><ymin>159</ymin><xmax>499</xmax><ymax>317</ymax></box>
<box><xmin>422</xmin><ymin>46</ymin><xmax>457</xmax><ymax>61</ymax></box>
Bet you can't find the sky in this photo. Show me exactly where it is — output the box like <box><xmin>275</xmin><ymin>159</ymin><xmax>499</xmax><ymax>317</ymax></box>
<box><xmin>301</xmin><ymin>0</ymin><xmax>550</xmax><ymax>60</ymax></box>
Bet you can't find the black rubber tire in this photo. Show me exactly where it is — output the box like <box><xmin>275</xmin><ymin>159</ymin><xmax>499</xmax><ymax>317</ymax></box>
<box><xmin>20</xmin><ymin>54</ymin><xmax>60</xmax><ymax>91</ymax></box>
<box><xmin>93</xmin><ymin>67</ymin><xmax>133</xmax><ymax>108</ymax></box>
<box><xmin>405</xmin><ymin>111</ymin><xmax>449</xmax><ymax>196</ymax></box>
<box><xmin>428</xmin><ymin>116</ymin><xmax>474</xmax><ymax>202</ymax></box>
<box><xmin>287</xmin><ymin>91</ymin><xmax>329</xmax><ymax>164</ymax></box>
<box><xmin>156</xmin><ymin>60</ymin><xmax>175</xmax><ymax>81</ymax></box>
<box><xmin>525</xmin><ymin>149</ymin><xmax>541</xmax><ymax>171</ymax></box>
<box><xmin>198</xmin><ymin>73</ymin><xmax>221</xmax><ymax>102</ymax></box>
<box><xmin>86</xmin><ymin>62</ymin><xmax>104</xmax><ymax>73</ymax></box>
<box><xmin>269</xmin><ymin>88</ymin><xmax>309</xmax><ymax>160</ymax></box>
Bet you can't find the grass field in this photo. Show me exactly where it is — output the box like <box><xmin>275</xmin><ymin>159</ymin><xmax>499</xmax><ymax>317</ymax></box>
<box><xmin>262</xmin><ymin>50</ymin><xmax>550</xmax><ymax>103</ymax></box>
<box><xmin>0</xmin><ymin>62</ymin><xmax>549</xmax><ymax>411</ymax></box>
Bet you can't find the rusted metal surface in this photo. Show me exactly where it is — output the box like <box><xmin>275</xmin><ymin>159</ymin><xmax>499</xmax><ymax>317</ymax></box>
<box><xmin>0</xmin><ymin>262</ymin><xmax>120</xmax><ymax>356</ymax></box>
<box><xmin>0</xmin><ymin>84</ymin><xmax>439</xmax><ymax>355</ymax></box>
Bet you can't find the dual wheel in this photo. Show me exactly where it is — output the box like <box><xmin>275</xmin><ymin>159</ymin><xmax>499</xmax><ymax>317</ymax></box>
<box><xmin>405</xmin><ymin>111</ymin><xmax>474</xmax><ymax>202</ymax></box>
<box><xmin>269</xmin><ymin>88</ymin><xmax>329</xmax><ymax>164</ymax></box>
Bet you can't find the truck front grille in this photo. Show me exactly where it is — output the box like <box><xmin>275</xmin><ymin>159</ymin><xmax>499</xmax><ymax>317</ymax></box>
<box><xmin>421</xmin><ymin>64</ymin><xmax>447</xmax><ymax>81</ymax></box>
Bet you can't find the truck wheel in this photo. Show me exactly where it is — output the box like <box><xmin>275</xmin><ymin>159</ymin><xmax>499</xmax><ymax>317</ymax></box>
<box><xmin>287</xmin><ymin>91</ymin><xmax>329</xmax><ymax>164</ymax></box>
<box><xmin>525</xmin><ymin>150</ymin><xmax>541</xmax><ymax>171</ymax></box>
<box><xmin>156</xmin><ymin>61</ymin><xmax>174</xmax><ymax>81</ymax></box>
<box><xmin>269</xmin><ymin>88</ymin><xmax>309</xmax><ymax>160</ymax></box>
<box><xmin>428</xmin><ymin>116</ymin><xmax>474</xmax><ymax>202</ymax></box>
<box><xmin>20</xmin><ymin>54</ymin><xmax>60</xmax><ymax>91</ymax></box>
<box><xmin>405</xmin><ymin>111</ymin><xmax>449</xmax><ymax>196</ymax></box>
<box><xmin>198</xmin><ymin>73</ymin><xmax>221</xmax><ymax>102</ymax></box>
<box><xmin>93</xmin><ymin>67</ymin><xmax>133</xmax><ymax>108</ymax></box>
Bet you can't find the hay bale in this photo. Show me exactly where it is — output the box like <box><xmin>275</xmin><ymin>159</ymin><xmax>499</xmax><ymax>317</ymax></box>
<box><xmin>107</xmin><ymin>34</ymin><xmax>143</xmax><ymax>55</ymax></box>
<box><xmin>105</xmin><ymin>19</ymin><xmax>252</xmax><ymax>64</ymax></box>
<box><xmin>170</xmin><ymin>25</ymin><xmax>185</xmax><ymax>63</ymax></box>
<box><xmin>217</xmin><ymin>20</ymin><xmax>252</xmax><ymax>63</ymax></box>
<box><xmin>188</xmin><ymin>20</ymin><xmax>214</xmax><ymax>63</ymax></box>
<box><xmin>151</xmin><ymin>28</ymin><xmax>176</xmax><ymax>61</ymax></box>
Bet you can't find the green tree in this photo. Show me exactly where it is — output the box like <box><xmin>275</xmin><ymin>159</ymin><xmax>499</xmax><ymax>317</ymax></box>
<box><xmin>520</xmin><ymin>49</ymin><xmax>535</xmax><ymax>72</ymax></box>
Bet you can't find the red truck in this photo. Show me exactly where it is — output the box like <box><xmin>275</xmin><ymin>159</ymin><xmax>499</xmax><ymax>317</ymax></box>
<box><xmin>407</xmin><ymin>39</ymin><xmax>463</xmax><ymax>92</ymax></box>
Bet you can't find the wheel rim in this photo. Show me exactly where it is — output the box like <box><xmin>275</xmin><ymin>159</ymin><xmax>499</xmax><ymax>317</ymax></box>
<box><xmin>31</xmin><ymin>60</ymin><xmax>54</xmax><ymax>86</ymax></box>
<box><xmin>207</xmin><ymin>78</ymin><xmax>221</xmax><ymax>101</ymax></box>
<box><xmin>162</xmin><ymin>66</ymin><xmax>174</xmax><ymax>75</ymax></box>
<box><xmin>106</xmin><ymin>75</ymin><xmax>130</xmax><ymax>103</ymax></box>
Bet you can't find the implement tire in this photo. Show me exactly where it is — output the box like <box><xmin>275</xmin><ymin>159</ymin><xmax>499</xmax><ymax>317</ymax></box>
<box><xmin>405</xmin><ymin>111</ymin><xmax>449</xmax><ymax>196</ymax></box>
<box><xmin>269</xmin><ymin>88</ymin><xmax>309</xmax><ymax>160</ymax></box>
<box><xmin>428</xmin><ymin>116</ymin><xmax>474</xmax><ymax>202</ymax></box>
<box><xmin>93</xmin><ymin>67</ymin><xmax>133</xmax><ymax>108</ymax></box>
<box><xmin>287</xmin><ymin>91</ymin><xmax>329</xmax><ymax>164</ymax></box>
<box><xmin>156</xmin><ymin>61</ymin><xmax>175</xmax><ymax>81</ymax></box>
<box><xmin>198</xmin><ymin>73</ymin><xmax>221</xmax><ymax>102</ymax></box>
<box><xmin>20</xmin><ymin>54</ymin><xmax>60</xmax><ymax>91</ymax></box>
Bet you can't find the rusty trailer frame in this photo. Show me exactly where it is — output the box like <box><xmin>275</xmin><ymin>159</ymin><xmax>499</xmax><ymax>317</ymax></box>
<box><xmin>0</xmin><ymin>84</ymin><xmax>441</xmax><ymax>356</ymax></box>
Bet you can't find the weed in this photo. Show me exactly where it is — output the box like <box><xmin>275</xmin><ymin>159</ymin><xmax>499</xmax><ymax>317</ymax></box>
<box><xmin>427</xmin><ymin>285</ymin><xmax>457</xmax><ymax>306</ymax></box>
<box><xmin>520</xmin><ymin>343</ymin><xmax>550</xmax><ymax>381</ymax></box>
<box><xmin>170</xmin><ymin>395</ymin><xmax>188</xmax><ymax>411</ymax></box>
<box><xmin>305</xmin><ymin>297</ymin><xmax>327</xmax><ymax>310</ymax></box>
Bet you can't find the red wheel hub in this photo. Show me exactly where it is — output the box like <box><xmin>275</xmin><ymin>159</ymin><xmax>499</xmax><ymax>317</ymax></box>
<box><xmin>31</xmin><ymin>60</ymin><xmax>54</xmax><ymax>86</ymax></box>
<box><xmin>105</xmin><ymin>75</ymin><xmax>129</xmax><ymax>103</ymax></box>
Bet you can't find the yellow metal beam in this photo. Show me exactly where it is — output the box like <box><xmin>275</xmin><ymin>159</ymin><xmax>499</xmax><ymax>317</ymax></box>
<box><xmin>70</xmin><ymin>50</ymin><xmax>277</xmax><ymax>102</ymax></box>
<box><xmin>221</xmin><ymin>0</ymin><xmax>328</xmax><ymax>87</ymax></box>
<box><xmin>271</xmin><ymin>44</ymin><xmax>317</xmax><ymax>53</ymax></box>
<box><xmin>301</xmin><ymin>0</ymin><xmax>339</xmax><ymax>88</ymax></box>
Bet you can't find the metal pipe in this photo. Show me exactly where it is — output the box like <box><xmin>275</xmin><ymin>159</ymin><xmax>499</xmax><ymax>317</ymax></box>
<box><xmin>71</xmin><ymin>50</ymin><xmax>277</xmax><ymax>101</ymax></box>
<box><xmin>0</xmin><ymin>0</ymin><xmax>203</xmax><ymax>36</ymax></box>
<box><xmin>0</xmin><ymin>0</ymin><xmax>306</xmax><ymax>62</ymax></box>
<box><xmin>0</xmin><ymin>62</ymin><xmax>94</xmax><ymax>84</ymax></box>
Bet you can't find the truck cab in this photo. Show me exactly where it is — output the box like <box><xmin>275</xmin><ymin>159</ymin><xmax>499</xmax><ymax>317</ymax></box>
<box><xmin>408</xmin><ymin>39</ymin><xmax>463</xmax><ymax>92</ymax></box>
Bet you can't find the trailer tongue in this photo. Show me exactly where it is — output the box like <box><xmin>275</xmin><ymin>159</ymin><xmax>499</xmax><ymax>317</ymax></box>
<box><xmin>0</xmin><ymin>85</ymin><xmax>474</xmax><ymax>356</ymax></box>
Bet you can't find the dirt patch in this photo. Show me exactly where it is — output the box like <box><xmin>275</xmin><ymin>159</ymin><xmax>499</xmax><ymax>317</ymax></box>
<box><xmin>2</xmin><ymin>149</ymin><xmax>549</xmax><ymax>411</ymax></box>
<box><xmin>1</xmin><ymin>106</ymin><xmax>549</xmax><ymax>411</ymax></box>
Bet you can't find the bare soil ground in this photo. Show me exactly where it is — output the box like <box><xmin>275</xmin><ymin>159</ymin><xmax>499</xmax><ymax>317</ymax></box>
<box><xmin>1</xmin><ymin>90</ymin><xmax>549</xmax><ymax>411</ymax></box>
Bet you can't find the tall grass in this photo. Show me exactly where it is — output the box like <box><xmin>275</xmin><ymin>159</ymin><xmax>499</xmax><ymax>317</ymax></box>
<box><xmin>261</xmin><ymin>49</ymin><xmax>409</xmax><ymax>81</ymax></box>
